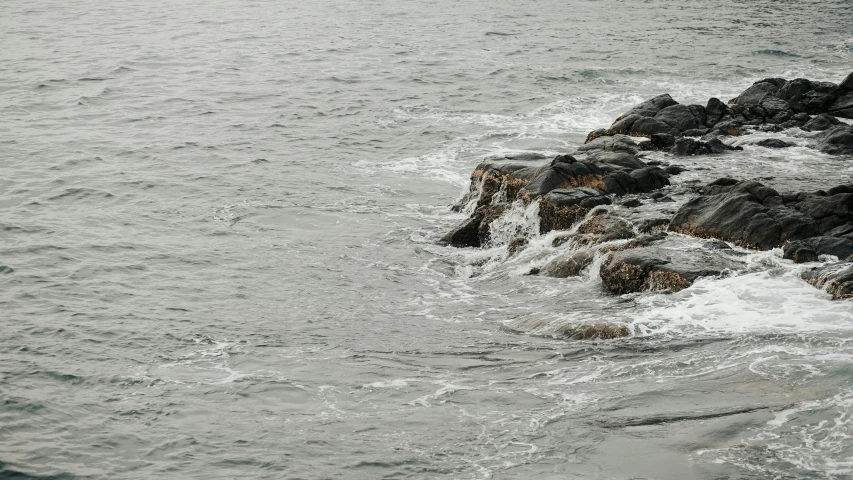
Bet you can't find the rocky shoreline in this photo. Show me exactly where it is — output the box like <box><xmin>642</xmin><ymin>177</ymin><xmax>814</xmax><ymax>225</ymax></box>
<box><xmin>440</xmin><ymin>71</ymin><xmax>853</xmax><ymax>317</ymax></box>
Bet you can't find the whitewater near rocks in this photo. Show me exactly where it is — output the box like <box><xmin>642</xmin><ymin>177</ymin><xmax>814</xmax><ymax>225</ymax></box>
<box><xmin>3</xmin><ymin>1</ymin><xmax>853</xmax><ymax>479</ymax></box>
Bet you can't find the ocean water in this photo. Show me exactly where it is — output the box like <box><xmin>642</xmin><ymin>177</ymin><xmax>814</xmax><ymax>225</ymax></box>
<box><xmin>2</xmin><ymin>0</ymin><xmax>853</xmax><ymax>478</ymax></box>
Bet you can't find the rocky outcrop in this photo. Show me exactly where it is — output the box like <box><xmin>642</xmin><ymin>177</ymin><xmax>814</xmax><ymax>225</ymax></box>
<box><xmin>669</xmin><ymin>179</ymin><xmax>853</xmax><ymax>250</ymax></box>
<box><xmin>783</xmin><ymin>236</ymin><xmax>853</xmax><ymax>263</ymax></box>
<box><xmin>599</xmin><ymin>235</ymin><xmax>744</xmax><ymax>294</ymax></box>
<box><xmin>442</xmin><ymin>71</ymin><xmax>853</xmax><ymax>302</ymax></box>
<box><xmin>801</xmin><ymin>263</ymin><xmax>853</xmax><ymax>299</ymax></box>
<box><xmin>585</xmin><ymin>71</ymin><xmax>853</xmax><ymax>157</ymax></box>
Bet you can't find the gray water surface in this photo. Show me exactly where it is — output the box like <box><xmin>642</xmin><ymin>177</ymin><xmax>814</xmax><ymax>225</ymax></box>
<box><xmin>2</xmin><ymin>1</ymin><xmax>853</xmax><ymax>478</ymax></box>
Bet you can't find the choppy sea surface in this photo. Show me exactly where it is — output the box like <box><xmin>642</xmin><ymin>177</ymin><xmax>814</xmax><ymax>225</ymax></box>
<box><xmin>2</xmin><ymin>1</ymin><xmax>853</xmax><ymax>478</ymax></box>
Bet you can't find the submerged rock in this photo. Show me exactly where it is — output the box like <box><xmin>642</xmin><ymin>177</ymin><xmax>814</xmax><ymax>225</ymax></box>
<box><xmin>753</xmin><ymin>138</ymin><xmax>795</xmax><ymax>148</ymax></box>
<box><xmin>801</xmin><ymin>263</ymin><xmax>853</xmax><ymax>299</ymax></box>
<box><xmin>555</xmin><ymin>323</ymin><xmax>631</xmax><ymax>340</ymax></box>
<box><xmin>599</xmin><ymin>236</ymin><xmax>744</xmax><ymax>294</ymax></box>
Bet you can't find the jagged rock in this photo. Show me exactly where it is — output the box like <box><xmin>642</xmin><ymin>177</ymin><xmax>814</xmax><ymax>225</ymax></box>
<box><xmin>802</xmin><ymin>113</ymin><xmax>844</xmax><ymax>132</ymax></box>
<box><xmin>538</xmin><ymin>187</ymin><xmax>612</xmax><ymax>233</ymax></box>
<box><xmin>705</xmin><ymin>97</ymin><xmax>727</xmax><ymax>127</ymax></box>
<box><xmin>615</xmin><ymin>93</ymin><xmax>679</xmax><ymax>121</ymax></box>
<box><xmin>671</xmin><ymin>137</ymin><xmax>741</xmax><ymax>156</ymax></box>
<box><xmin>777</xmin><ymin>78</ymin><xmax>813</xmax><ymax>112</ymax></box>
<box><xmin>669</xmin><ymin>179</ymin><xmax>853</xmax><ymax>249</ymax></box>
<box><xmin>828</xmin><ymin>91</ymin><xmax>853</xmax><ymax>119</ymax></box>
<box><xmin>440</xmin><ymin>203</ymin><xmax>506</xmax><ymax>248</ymax></box>
<box><xmin>801</xmin><ymin>82</ymin><xmax>841</xmax><ymax>115</ymax></box>
<box><xmin>682</xmin><ymin>128</ymin><xmax>710</xmax><ymax>137</ymax></box>
<box><xmin>640</xmin><ymin>133</ymin><xmax>677</xmax><ymax>151</ymax></box>
<box><xmin>760</xmin><ymin>95</ymin><xmax>794</xmax><ymax>122</ymax></box>
<box><xmin>815</xmin><ymin>126</ymin><xmax>853</xmax><ymax>155</ymax></box>
<box><xmin>599</xmin><ymin>236</ymin><xmax>744</xmax><ymax>294</ymax></box>
<box><xmin>801</xmin><ymin>263</ymin><xmax>853</xmax><ymax>299</ymax></box>
<box><xmin>735</xmin><ymin>79</ymin><xmax>784</xmax><ymax>106</ymax></box>
<box><xmin>600</xmin><ymin>167</ymin><xmax>670</xmax><ymax>195</ymax></box>
<box><xmin>783</xmin><ymin>237</ymin><xmax>853</xmax><ymax>263</ymax></box>
<box><xmin>520</xmin><ymin>158</ymin><xmax>607</xmax><ymax>200</ymax></box>
<box><xmin>441</xmin><ymin>210</ymin><xmax>484</xmax><ymax>248</ymax></box>
<box><xmin>453</xmin><ymin>162</ymin><xmax>541</xmax><ymax>211</ymax></box>
<box><xmin>754</xmin><ymin>138</ymin><xmax>795</xmax><ymax>148</ymax></box>
<box><xmin>655</xmin><ymin>104</ymin><xmax>703</xmax><ymax>132</ymax></box>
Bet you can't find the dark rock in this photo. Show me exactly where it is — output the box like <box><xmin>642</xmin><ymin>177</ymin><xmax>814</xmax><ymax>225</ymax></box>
<box><xmin>754</xmin><ymin>138</ymin><xmax>795</xmax><ymax>148</ymax></box>
<box><xmin>706</xmin><ymin>138</ymin><xmax>729</xmax><ymax>154</ymax></box>
<box><xmin>672</xmin><ymin>138</ymin><xmax>703</xmax><ymax>156</ymax></box>
<box><xmin>682</xmin><ymin>128</ymin><xmax>710</xmax><ymax>137</ymax></box>
<box><xmin>784</xmin><ymin>237</ymin><xmax>853</xmax><ymax>263</ymax></box>
<box><xmin>538</xmin><ymin>187</ymin><xmax>612</xmax><ymax>233</ymax></box>
<box><xmin>841</xmin><ymin>71</ymin><xmax>853</xmax><ymax>91</ymax></box>
<box><xmin>600</xmin><ymin>167</ymin><xmax>671</xmax><ymax>196</ymax></box>
<box><xmin>760</xmin><ymin>95</ymin><xmax>794</xmax><ymax>120</ymax></box>
<box><xmin>801</xmin><ymin>263</ymin><xmax>853</xmax><ymax>299</ymax></box>
<box><xmin>655</xmin><ymin>104</ymin><xmax>703</xmax><ymax>132</ymax></box>
<box><xmin>573</xmin><ymin>211</ymin><xmax>635</xmax><ymax>245</ymax></box>
<box><xmin>669</xmin><ymin>179</ymin><xmax>853</xmax><ymax>249</ymax></box>
<box><xmin>708</xmin><ymin>120</ymin><xmax>745</xmax><ymax>137</ymax></box>
<box><xmin>454</xmin><ymin>162</ymin><xmax>541</xmax><ymax>211</ymax></box>
<box><xmin>688</xmin><ymin>105</ymin><xmax>707</xmax><ymax>127</ymax></box>
<box><xmin>828</xmin><ymin>92</ymin><xmax>853</xmax><ymax>119</ymax></box>
<box><xmin>599</xmin><ymin>236</ymin><xmax>745</xmax><ymax>294</ymax></box>
<box><xmin>541</xmin><ymin>249</ymin><xmax>595</xmax><ymax>277</ymax></box>
<box><xmin>802</xmin><ymin>82</ymin><xmax>841</xmax><ymax>115</ymax></box>
<box><xmin>665</xmin><ymin>165</ymin><xmax>686</xmax><ymax>175</ymax></box>
<box><xmin>777</xmin><ymin>78</ymin><xmax>813</xmax><ymax>112</ymax></box>
<box><xmin>736</xmin><ymin>80</ymin><xmax>782</xmax><ymax>106</ymax></box>
<box><xmin>705</xmin><ymin>97</ymin><xmax>727</xmax><ymax>127</ymax></box>
<box><xmin>826</xmin><ymin>222</ymin><xmax>853</xmax><ymax>237</ymax></box>
<box><xmin>620</xmin><ymin>198</ymin><xmax>643</xmax><ymax>208</ymax></box>
<box><xmin>584</xmin><ymin>151</ymin><xmax>647</xmax><ymax>170</ymax></box>
<box><xmin>520</xmin><ymin>161</ymin><xmax>606</xmax><ymax>200</ymax></box>
<box><xmin>671</xmin><ymin>137</ymin><xmax>740</xmax><ymax>156</ymax></box>
<box><xmin>441</xmin><ymin>209</ymin><xmax>486</xmax><ymax>248</ymax></box>
<box><xmin>802</xmin><ymin>113</ymin><xmax>844</xmax><ymax>132</ymax></box>
<box><xmin>815</xmin><ymin>126</ymin><xmax>853</xmax><ymax>155</ymax></box>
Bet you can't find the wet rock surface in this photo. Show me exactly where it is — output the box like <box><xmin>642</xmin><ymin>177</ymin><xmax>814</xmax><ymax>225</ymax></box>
<box><xmin>442</xmin><ymin>71</ymin><xmax>853</xmax><ymax>300</ymax></box>
<box><xmin>802</xmin><ymin>263</ymin><xmax>853</xmax><ymax>299</ymax></box>
<box><xmin>669</xmin><ymin>179</ymin><xmax>853</xmax><ymax>250</ymax></box>
<box><xmin>599</xmin><ymin>235</ymin><xmax>745</xmax><ymax>294</ymax></box>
